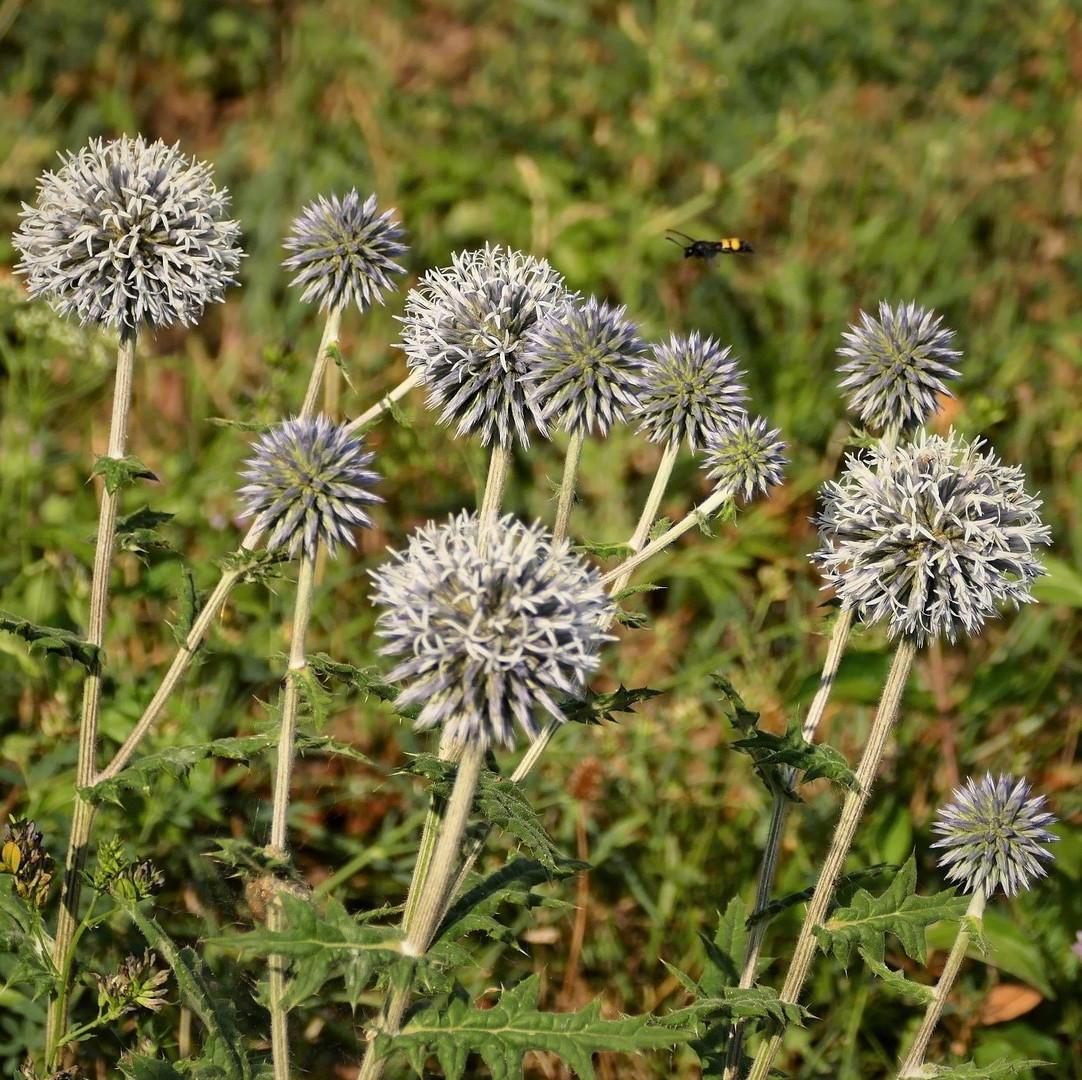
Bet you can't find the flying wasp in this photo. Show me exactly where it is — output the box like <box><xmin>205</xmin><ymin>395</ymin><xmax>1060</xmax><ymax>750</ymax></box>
<box><xmin>666</xmin><ymin>229</ymin><xmax>754</xmax><ymax>260</ymax></box>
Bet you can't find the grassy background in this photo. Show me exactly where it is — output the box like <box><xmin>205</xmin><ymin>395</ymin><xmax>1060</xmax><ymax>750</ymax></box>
<box><xmin>1</xmin><ymin>1</ymin><xmax>1081</xmax><ymax>1077</ymax></box>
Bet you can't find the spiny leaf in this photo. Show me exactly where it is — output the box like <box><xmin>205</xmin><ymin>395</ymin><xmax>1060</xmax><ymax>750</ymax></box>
<box><xmin>378</xmin><ymin>975</ymin><xmax>685</xmax><ymax>1080</ymax></box>
<box><xmin>170</xmin><ymin>566</ymin><xmax>200</xmax><ymax>643</ymax></box>
<box><xmin>748</xmin><ymin>864</ymin><xmax>895</xmax><ymax>928</ymax></box>
<box><xmin>125</xmin><ymin>903</ymin><xmax>253</xmax><ymax>1080</ymax></box>
<box><xmin>0</xmin><ymin>609</ymin><xmax>103</xmax><ymax>669</ymax></box>
<box><xmin>306</xmin><ymin>652</ymin><xmax>400</xmax><ymax>702</ymax></box>
<box><xmin>212</xmin><ymin>893</ymin><xmax>407</xmax><ymax>1009</ymax></box>
<box><xmin>475</xmin><ymin>770</ymin><xmax>571</xmax><ymax>873</ymax></box>
<box><xmin>572</xmin><ymin>539</ymin><xmax>633</xmax><ymax>560</ymax></box>
<box><xmin>666</xmin><ymin>988</ymin><xmax>809</xmax><ymax>1030</ymax></box>
<box><xmin>326</xmin><ymin>341</ymin><xmax>354</xmax><ymax>391</ymax></box>
<box><xmin>119</xmin><ymin>1056</ymin><xmax>187</xmax><ymax>1079</ymax></box>
<box><xmin>215</xmin><ymin>547</ymin><xmax>288</xmax><ymax>585</ymax></box>
<box><xmin>208</xmin><ymin>416</ymin><xmax>274</xmax><ymax>432</ymax></box>
<box><xmin>700</xmin><ymin>896</ymin><xmax>750</xmax><ymax>993</ymax></box>
<box><xmin>862</xmin><ymin>954</ymin><xmax>935</xmax><ymax>1004</ymax></box>
<box><xmin>920</xmin><ymin>1060</ymin><xmax>1053</xmax><ymax>1079</ymax></box>
<box><xmin>814</xmin><ymin>855</ymin><xmax>969</xmax><ymax>968</ymax></box>
<box><xmin>91</xmin><ymin>454</ymin><xmax>158</xmax><ymax>493</ymax></box>
<box><xmin>563</xmin><ymin>684</ymin><xmax>663</xmax><ymax>727</ymax></box>
<box><xmin>115</xmin><ymin>506</ymin><xmax>176</xmax><ymax>557</ymax></box>
<box><xmin>83</xmin><ymin>734</ymin><xmax>280</xmax><ymax>803</ymax></box>
<box><xmin>731</xmin><ymin>718</ymin><xmax>857</xmax><ymax>791</ymax></box>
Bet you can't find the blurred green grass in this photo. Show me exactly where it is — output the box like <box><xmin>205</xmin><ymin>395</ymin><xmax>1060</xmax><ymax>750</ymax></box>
<box><xmin>1</xmin><ymin>2</ymin><xmax>1080</xmax><ymax>1077</ymax></box>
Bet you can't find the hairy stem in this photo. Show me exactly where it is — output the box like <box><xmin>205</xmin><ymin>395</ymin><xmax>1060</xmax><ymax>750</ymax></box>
<box><xmin>552</xmin><ymin>427</ymin><xmax>585</xmax><ymax>543</ymax></box>
<box><xmin>47</xmin><ymin>329</ymin><xmax>137</xmax><ymax>1064</ymax></box>
<box><xmin>299</xmin><ymin>307</ymin><xmax>343</xmax><ymax>419</ymax></box>
<box><xmin>896</xmin><ymin>891</ymin><xmax>984</xmax><ymax>1078</ymax></box>
<box><xmin>345</xmin><ymin>370</ymin><xmax>424</xmax><ymax>435</ymax></box>
<box><xmin>746</xmin><ymin>637</ymin><xmax>917</xmax><ymax>1080</ymax></box>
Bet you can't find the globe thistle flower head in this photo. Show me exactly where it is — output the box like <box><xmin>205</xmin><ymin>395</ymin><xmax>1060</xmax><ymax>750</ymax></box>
<box><xmin>702</xmin><ymin>415</ymin><xmax>788</xmax><ymax>503</ymax></box>
<box><xmin>13</xmin><ymin>135</ymin><xmax>242</xmax><ymax>331</ymax></box>
<box><xmin>931</xmin><ymin>774</ymin><xmax>1057</xmax><ymax>897</ymax></box>
<box><xmin>636</xmin><ymin>331</ymin><xmax>748</xmax><ymax>451</ymax></box>
<box><xmin>370</xmin><ymin>512</ymin><xmax>615</xmax><ymax>750</ymax></box>
<box><xmin>812</xmin><ymin>431</ymin><xmax>1050</xmax><ymax>646</ymax></box>
<box><xmin>837</xmin><ymin>300</ymin><xmax>961</xmax><ymax>434</ymax></box>
<box><xmin>397</xmin><ymin>244</ymin><xmax>573</xmax><ymax>447</ymax></box>
<box><xmin>237</xmin><ymin>416</ymin><xmax>382</xmax><ymax>560</ymax></box>
<box><xmin>282</xmin><ymin>190</ymin><xmax>407</xmax><ymax>314</ymax></box>
<box><xmin>522</xmin><ymin>296</ymin><xmax>648</xmax><ymax>435</ymax></box>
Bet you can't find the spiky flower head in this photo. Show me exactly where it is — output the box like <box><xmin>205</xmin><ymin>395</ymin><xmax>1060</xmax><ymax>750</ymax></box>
<box><xmin>837</xmin><ymin>300</ymin><xmax>962</xmax><ymax>434</ymax></box>
<box><xmin>931</xmin><ymin>774</ymin><xmax>1057</xmax><ymax>897</ymax></box>
<box><xmin>94</xmin><ymin>950</ymin><xmax>170</xmax><ymax>1016</ymax></box>
<box><xmin>282</xmin><ymin>190</ymin><xmax>407</xmax><ymax>314</ymax></box>
<box><xmin>702</xmin><ymin>415</ymin><xmax>788</xmax><ymax>503</ymax></box>
<box><xmin>238</xmin><ymin>416</ymin><xmax>382</xmax><ymax>561</ymax></box>
<box><xmin>12</xmin><ymin>135</ymin><xmax>242</xmax><ymax>331</ymax></box>
<box><xmin>370</xmin><ymin>512</ymin><xmax>615</xmax><ymax>750</ymax></box>
<box><xmin>397</xmin><ymin>244</ymin><xmax>573</xmax><ymax>447</ymax></box>
<box><xmin>812</xmin><ymin>431</ymin><xmax>1050</xmax><ymax>645</ymax></box>
<box><xmin>0</xmin><ymin>818</ymin><xmax>54</xmax><ymax>908</ymax></box>
<box><xmin>522</xmin><ymin>296</ymin><xmax>648</xmax><ymax>435</ymax></box>
<box><xmin>636</xmin><ymin>331</ymin><xmax>748</xmax><ymax>451</ymax></box>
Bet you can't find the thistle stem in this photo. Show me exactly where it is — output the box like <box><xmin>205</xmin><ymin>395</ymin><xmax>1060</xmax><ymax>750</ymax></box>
<box><xmin>268</xmin><ymin>554</ymin><xmax>317</xmax><ymax>1080</ymax></box>
<box><xmin>358</xmin><ymin>742</ymin><xmax>486</xmax><ymax>1080</ymax></box>
<box><xmin>552</xmin><ymin>428</ymin><xmax>585</xmax><ymax>543</ymax></box>
<box><xmin>896</xmin><ymin>891</ymin><xmax>984</xmax><ymax>1078</ymax></box>
<box><xmin>722</xmin><ymin>607</ymin><xmax>853</xmax><ymax>1079</ymax></box>
<box><xmin>746</xmin><ymin>637</ymin><xmax>918</xmax><ymax>1080</ymax></box>
<box><xmin>479</xmin><ymin>444</ymin><xmax>511</xmax><ymax>535</ymax></box>
<box><xmin>47</xmin><ymin>328</ymin><xmax>137</xmax><ymax>1064</ymax></box>
<box><xmin>299</xmin><ymin>307</ymin><xmax>343</xmax><ymax>419</ymax></box>
<box><xmin>345</xmin><ymin>370</ymin><xmax>424</xmax><ymax>435</ymax></box>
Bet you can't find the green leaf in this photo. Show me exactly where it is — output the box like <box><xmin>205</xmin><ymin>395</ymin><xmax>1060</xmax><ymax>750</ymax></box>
<box><xmin>1030</xmin><ymin>553</ymin><xmax>1082</xmax><ymax>608</ymax></box>
<box><xmin>0</xmin><ymin>877</ymin><xmax>59</xmax><ymax>998</ymax></box>
<box><xmin>213</xmin><ymin>893</ymin><xmax>405</xmax><ymax>1009</ymax></box>
<box><xmin>119</xmin><ymin>1055</ymin><xmax>188</xmax><ymax>1080</ymax></box>
<box><xmin>326</xmin><ymin>341</ymin><xmax>354</xmax><ymax>391</ymax></box>
<box><xmin>563</xmin><ymin>684</ymin><xmax>663</xmax><ymax>727</ymax></box>
<box><xmin>0</xmin><ymin>609</ymin><xmax>103</xmax><ymax>669</ymax></box>
<box><xmin>306</xmin><ymin>652</ymin><xmax>400</xmax><ymax>701</ymax></box>
<box><xmin>91</xmin><ymin>454</ymin><xmax>158</xmax><ymax>493</ymax></box>
<box><xmin>380</xmin><ymin>975</ymin><xmax>685</xmax><ymax>1080</ymax></box>
<box><xmin>215</xmin><ymin>547</ymin><xmax>288</xmax><ymax>585</ymax></box>
<box><xmin>207</xmin><ymin>417</ymin><xmax>274</xmax><ymax>432</ymax></box>
<box><xmin>814</xmin><ymin>856</ymin><xmax>969</xmax><ymax>969</ymax></box>
<box><xmin>572</xmin><ymin>539</ymin><xmax>633</xmax><ymax>560</ymax></box>
<box><xmin>125</xmin><ymin>904</ymin><xmax>253</xmax><ymax>1080</ymax></box>
<box><xmin>923</xmin><ymin>1060</ymin><xmax>1053</xmax><ymax>1079</ymax></box>
<box><xmin>83</xmin><ymin>734</ymin><xmax>281</xmax><ymax>803</ymax></box>
<box><xmin>115</xmin><ymin>506</ymin><xmax>176</xmax><ymax>556</ymax></box>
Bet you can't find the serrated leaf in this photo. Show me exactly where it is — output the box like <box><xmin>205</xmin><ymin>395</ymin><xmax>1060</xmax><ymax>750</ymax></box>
<box><xmin>306</xmin><ymin>652</ymin><xmax>400</xmax><ymax>701</ymax></box>
<box><xmin>83</xmin><ymin>734</ymin><xmax>280</xmax><ymax>803</ymax></box>
<box><xmin>0</xmin><ymin>609</ymin><xmax>103</xmax><ymax>669</ymax></box>
<box><xmin>92</xmin><ymin>454</ymin><xmax>158</xmax><ymax>493</ymax></box>
<box><xmin>116</xmin><ymin>506</ymin><xmax>176</xmax><ymax>557</ymax></box>
<box><xmin>125</xmin><ymin>904</ymin><xmax>253</xmax><ymax>1080</ymax></box>
<box><xmin>862</xmin><ymin>954</ymin><xmax>935</xmax><ymax>1004</ymax></box>
<box><xmin>921</xmin><ymin>1060</ymin><xmax>1052</xmax><ymax>1079</ymax></box>
<box><xmin>214</xmin><ymin>894</ymin><xmax>406</xmax><ymax>1009</ymax></box>
<box><xmin>119</xmin><ymin>1055</ymin><xmax>188</xmax><ymax>1080</ymax></box>
<box><xmin>701</xmin><ymin>896</ymin><xmax>749</xmax><ymax>993</ymax></box>
<box><xmin>563</xmin><ymin>684</ymin><xmax>663</xmax><ymax>727</ymax></box>
<box><xmin>814</xmin><ymin>856</ymin><xmax>968</xmax><ymax>969</ymax></box>
<box><xmin>380</xmin><ymin>975</ymin><xmax>684</xmax><ymax>1080</ymax></box>
<box><xmin>215</xmin><ymin>547</ymin><xmax>288</xmax><ymax>584</ymax></box>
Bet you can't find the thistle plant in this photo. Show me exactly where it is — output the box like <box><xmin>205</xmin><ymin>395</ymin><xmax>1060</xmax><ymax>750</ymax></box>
<box><xmin>522</xmin><ymin>296</ymin><xmax>647</xmax><ymax>539</ymax></box>
<box><xmin>238</xmin><ymin>416</ymin><xmax>381</xmax><ymax>1080</ymax></box>
<box><xmin>628</xmin><ymin>331</ymin><xmax>748</xmax><ymax>556</ymax></box>
<box><xmin>283</xmin><ymin>189</ymin><xmax>407</xmax><ymax>417</ymax></box>
<box><xmin>397</xmin><ymin>244</ymin><xmax>572</xmax><ymax>522</ymax></box>
<box><xmin>12</xmin><ymin>134</ymin><xmax>242</xmax><ymax>1061</ymax></box>
<box><xmin>746</xmin><ymin>433</ymin><xmax>1052</xmax><ymax>1080</ymax></box>
<box><xmin>897</xmin><ymin>775</ymin><xmax>1058</xmax><ymax>1077</ymax></box>
<box><xmin>838</xmin><ymin>300</ymin><xmax>962</xmax><ymax>435</ymax></box>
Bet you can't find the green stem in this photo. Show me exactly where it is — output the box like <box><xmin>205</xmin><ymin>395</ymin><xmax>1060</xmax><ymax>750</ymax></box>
<box><xmin>299</xmin><ymin>307</ymin><xmax>343</xmax><ymax>420</ymax></box>
<box><xmin>896</xmin><ymin>891</ymin><xmax>984</xmax><ymax>1078</ymax></box>
<box><xmin>746</xmin><ymin>637</ymin><xmax>918</xmax><ymax>1080</ymax></box>
<box><xmin>479</xmin><ymin>443</ymin><xmax>511</xmax><ymax>536</ymax></box>
<box><xmin>552</xmin><ymin>428</ymin><xmax>585</xmax><ymax>543</ymax></box>
<box><xmin>46</xmin><ymin>329</ymin><xmax>137</xmax><ymax>1064</ymax></box>
<box><xmin>268</xmin><ymin>554</ymin><xmax>318</xmax><ymax>1080</ymax></box>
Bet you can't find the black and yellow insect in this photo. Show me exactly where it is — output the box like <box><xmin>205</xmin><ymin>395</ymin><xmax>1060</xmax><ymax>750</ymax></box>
<box><xmin>666</xmin><ymin>229</ymin><xmax>754</xmax><ymax>259</ymax></box>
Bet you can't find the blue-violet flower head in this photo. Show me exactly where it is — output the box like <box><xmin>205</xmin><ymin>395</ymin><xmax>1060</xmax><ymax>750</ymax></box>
<box><xmin>702</xmin><ymin>415</ymin><xmax>788</xmax><ymax>503</ymax></box>
<box><xmin>636</xmin><ymin>331</ymin><xmax>748</xmax><ymax>451</ymax></box>
<box><xmin>282</xmin><ymin>190</ymin><xmax>407</xmax><ymax>314</ymax></box>
<box><xmin>238</xmin><ymin>416</ymin><xmax>382</xmax><ymax>560</ymax></box>
<box><xmin>812</xmin><ymin>431</ymin><xmax>1050</xmax><ymax>645</ymax></box>
<box><xmin>13</xmin><ymin>135</ymin><xmax>242</xmax><ymax>331</ymax></box>
<box><xmin>837</xmin><ymin>300</ymin><xmax>961</xmax><ymax>434</ymax></box>
<box><xmin>396</xmin><ymin>244</ymin><xmax>573</xmax><ymax>447</ymax></box>
<box><xmin>522</xmin><ymin>296</ymin><xmax>648</xmax><ymax>435</ymax></box>
<box><xmin>370</xmin><ymin>512</ymin><xmax>615</xmax><ymax>750</ymax></box>
<box><xmin>931</xmin><ymin>774</ymin><xmax>1057</xmax><ymax>897</ymax></box>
